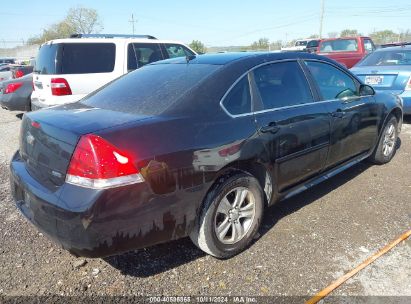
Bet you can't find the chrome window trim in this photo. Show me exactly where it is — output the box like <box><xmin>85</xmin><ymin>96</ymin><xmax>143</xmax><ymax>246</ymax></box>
<box><xmin>219</xmin><ymin>58</ymin><xmax>374</xmax><ymax>119</ymax></box>
<box><xmin>220</xmin><ymin>59</ymin><xmax>328</xmax><ymax>118</ymax></box>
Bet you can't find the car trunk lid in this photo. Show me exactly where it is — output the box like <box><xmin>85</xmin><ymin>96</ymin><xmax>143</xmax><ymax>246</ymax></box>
<box><xmin>352</xmin><ymin>66</ymin><xmax>411</xmax><ymax>91</ymax></box>
<box><xmin>20</xmin><ymin>104</ymin><xmax>151</xmax><ymax>188</ymax></box>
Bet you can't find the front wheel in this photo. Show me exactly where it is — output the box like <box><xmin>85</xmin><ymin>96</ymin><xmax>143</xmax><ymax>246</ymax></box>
<box><xmin>369</xmin><ymin>115</ymin><xmax>398</xmax><ymax>164</ymax></box>
<box><xmin>190</xmin><ymin>172</ymin><xmax>264</xmax><ymax>259</ymax></box>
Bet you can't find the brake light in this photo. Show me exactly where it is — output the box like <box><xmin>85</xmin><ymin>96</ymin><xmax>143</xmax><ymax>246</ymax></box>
<box><xmin>66</xmin><ymin>134</ymin><xmax>144</xmax><ymax>189</ymax></box>
<box><xmin>405</xmin><ymin>76</ymin><xmax>411</xmax><ymax>91</ymax></box>
<box><xmin>51</xmin><ymin>78</ymin><xmax>72</xmax><ymax>96</ymax></box>
<box><xmin>14</xmin><ymin>70</ymin><xmax>24</xmax><ymax>78</ymax></box>
<box><xmin>4</xmin><ymin>82</ymin><xmax>23</xmax><ymax>94</ymax></box>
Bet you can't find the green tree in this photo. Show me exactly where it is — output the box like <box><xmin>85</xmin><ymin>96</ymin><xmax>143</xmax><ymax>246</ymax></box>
<box><xmin>370</xmin><ymin>30</ymin><xmax>398</xmax><ymax>45</ymax></box>
<box><xmin>340</xmin><ymin>29</ymin><xmax>360</xmax><ymax>37</ymax></box>
<box><xmin>189</xmin><ymin>40</ymin><xmax>207</xmax><ymax>54</ymax></box>
<box><xmin>251</xmin><ymin>38</ymin><xmax>269</xmax><ymax>50</ymax></box>
<box><xmin>27</xmin><ymin>6</ymin><xmax>103</xmax><ymax>45</ymax></box>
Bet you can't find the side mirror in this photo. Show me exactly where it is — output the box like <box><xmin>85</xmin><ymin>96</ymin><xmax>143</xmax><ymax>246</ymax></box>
<box><xmin>359</xmin><ymin>84</ymin><xmax>375</xmax><ymax>96</ymax></box>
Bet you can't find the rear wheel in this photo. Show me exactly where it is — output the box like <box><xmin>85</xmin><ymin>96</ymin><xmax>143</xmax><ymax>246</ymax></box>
<box><xmin>190</xmin><ymin>172</ymin><xmax>264</xmax><ymax>259</ymax></box>
<box><xmin>369</xmin><ymin>115</ymin><xmax>398</xmax><ymax>164</ymax></box>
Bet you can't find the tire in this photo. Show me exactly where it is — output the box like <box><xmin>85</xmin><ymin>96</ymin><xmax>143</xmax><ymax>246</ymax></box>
<box><xmin>369</xmin><ymin>115</ymin><xmax>398</xmax><ymax>164</ymax></box>
<box><xmin>190</xmin><ymin>172</ymin><xmax>264</xmax><ymax>259</ymax></box>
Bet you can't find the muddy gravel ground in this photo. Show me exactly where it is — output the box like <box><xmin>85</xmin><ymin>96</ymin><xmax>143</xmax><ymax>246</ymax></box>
<box><xmin>0</xmin><ymin>108</ymin><xmax>410</xmax><ymax>302</ymax></box>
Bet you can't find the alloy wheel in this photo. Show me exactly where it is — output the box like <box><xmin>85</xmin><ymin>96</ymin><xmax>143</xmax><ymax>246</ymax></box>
<box><xmin>214</xmin><ymin>187</ymin><xmax>256</xmax><ymax>245</ymax></box>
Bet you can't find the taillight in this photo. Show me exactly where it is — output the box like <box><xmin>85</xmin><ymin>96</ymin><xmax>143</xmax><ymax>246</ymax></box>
<box><xmin>218</xmin><ymin>142</ymin><xmax>242</xmax><ymax>157</ymax></box>
<box><xmin>4</xmin><ymin>82</ymin><xmax>23</xmax><ymax>94</ymax></box>
<box><xmin>51</xmin><ymin>78</ymin><xmax>72</xmax><ymax>96</ymax></box>
<box><xmin>66</xmin><ymin>134</ymin><xmax>144</xmax><ymax>189</ymax></box>
<box><xmin>14</xmin><ymin>70</ymin><xmax>24</xmax><ymax>78</ymax></box>
<box><xmin>405</xmin><ymin>76</ymin><xmax>411</xmax><ymax>91</ymax></box>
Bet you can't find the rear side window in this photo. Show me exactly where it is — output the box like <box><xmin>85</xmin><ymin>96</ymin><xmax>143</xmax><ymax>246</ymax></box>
<box><xmin>60</xmin><ymin>43</ymin><xmax>115</xmax><ymax>74</ymax></box>
<box><xmin>35</xmin><ymin>44</ymin><xmax>59</xmax><ymax>74</ymax></box>
<box><xmin>320</xmin><ymin>39</ymin><xmax>358</xmax><ymax>52</ymax></box>
<box><xmin>252</xmin><ymin>61</ymin><xmax>313</xmax><ymax>109</ymax></box>
<box><xmin>82</xmin><ymin>63</ymin><xmax>219</xmax><ymax>115</ymax></box>
<box><xmin>127</xmin><ymin>43</ymin><xmax>163</xmax><ymax>71</ymax></box>
<box><xmin>164</xmin><ymin>44</ymin><xmax>195</xmax><ymax>58</ymax></box>
<box><xmin>222</xmin><ymin>76</ymin><xmax>251</xmax><ymax>115</ymax></box>
<box><xmin>305</xmin><ymin>61</ymin><xmax>358</xmax><ymax>100</ymax></box>
<box><xmin>364</xmin><ymin>39</ymin><xmax>375</xmax><ymax>53</ymax></box>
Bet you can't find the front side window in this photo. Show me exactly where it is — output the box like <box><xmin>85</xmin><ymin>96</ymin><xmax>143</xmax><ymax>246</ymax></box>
<box><xmin>305</xmin><ymin>61</ymin><xmax>358</xmax><ymax>100</ymax></box>
<box><xmin>127</xmin><ymin>43</ymin><xmax>164</xmax><ymax>71</ymax></box>
<box><xmin>222</xmin><ymin>76</ymin><xmax>251</xmax><ymax>115</ymax></box>
<box><xmin>164</xmin><ymin>44</ymin><xmax>195</xmax><ymax>58</ymax></box>
<box><xmin>60</xmin><ymin>43</ymin><xmax>115</xmax><ymax>74</ymax></box>
<box><xmin>252</xmin><ymin>61</ymin><xmax>313</xmax><ymax>110</ymax></box>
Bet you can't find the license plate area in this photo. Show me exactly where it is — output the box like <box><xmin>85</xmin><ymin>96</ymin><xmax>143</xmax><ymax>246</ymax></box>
<box><xmin>34</xmin><ymin>81</ymin><xmax>43</xmax><ymax>90</ymax></box>
<box><xmin>365</xmin><ymin>75</ymin><xmax>384</xmax><ymax>85</ymax></box>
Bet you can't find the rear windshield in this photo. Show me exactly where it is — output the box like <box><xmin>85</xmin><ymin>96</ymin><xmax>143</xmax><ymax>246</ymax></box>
<box><xmin>60</xmin><ymin>43</ymin><xmax>115</xmax><ymax>74</ymax></box>
<box><xmin>81</xmin><ymin>63</ymin><xmax>220</xmax><ymax>115</ymax></box>
<box><xmin>35</xmin><ymin>43</ymin><xmax>116</xmax><ymax>75</ymax></box>
<box><xmin>357</xmin><ymin>49</ymin><xmax>411</xmax><ymax>66</ymax></box>
<box><xmin>320</xmin><ymin>39</ymin><xmax>358</xmax><ymax>52</ymax></box>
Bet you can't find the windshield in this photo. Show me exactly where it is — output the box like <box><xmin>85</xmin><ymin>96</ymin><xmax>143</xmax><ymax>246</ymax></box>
<box><xmin>320</xmin><ymin>39</ymin><xmax>358</xmax><ymax>52</ymax></box>
<box><xmin>295</xmin><ymin>41</ymin><xmax>308</xmax><ymax>46</ymax></box>
<box><xmin>357</xmin><ymin>49</ymin><xmax>411</xmax><ymax>66</ymax></box>
<box><xmin>82</xmin><ymin>63</ymin><xmax>220</xmax><ymax>115</ymax></box>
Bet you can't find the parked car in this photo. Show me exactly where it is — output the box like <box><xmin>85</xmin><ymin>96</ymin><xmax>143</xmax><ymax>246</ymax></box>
<box><xmin>305</xmin><ymin>39</ymin><xmax>321</xmax><ymax>53</ymax></box>
<box><xmin>31</xmin><ymin>34</ymin><xmax>196</xmax><ymax>110</ymax></box>
<box><xmin>0</xmin><ymin>73</ymin><xmax>33</xmax><ymax>111</ymax></box>
<box><xmin>0</xmin><ymin>65</ymin><xmax>12</xmax><ymax>82</ymax></box>
<box><xmin>0</xmin><ymin>58</ymin><xmax>15</xmax><ymax>64</ymax></box>
<box><xmin>318</xmin><ymin>37</ymin><xmax>376</xmax><ymax>68</ymax></box>
<box><xmin>351</xmin><ymin>45</ymin><xmax>411</xmax><ymax>114</ymax></box>
<box><xmin>0</xmin><ymin>64</ymin><xmax>33</xmax><ymax>83</ymax></box>
<box><xmin>281</xmin><ymin>39</ymin><xmax>319</xmax><ymax>52</ymax></box>
<box><xmin>10</xmin><ymin>52</ymin><xmax>402</xmax><ymax>259</ymax></box>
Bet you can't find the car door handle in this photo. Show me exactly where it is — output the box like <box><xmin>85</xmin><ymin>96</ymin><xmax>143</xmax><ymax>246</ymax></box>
<box><xmin>331</xmin><ymin>110</ymin><xmax>345</xmax><ymax>118</ymax></box>
<box><xmin>259</xmin><ymin>122</ymin><xmax>280</xmax><ymax>134</ymax></box>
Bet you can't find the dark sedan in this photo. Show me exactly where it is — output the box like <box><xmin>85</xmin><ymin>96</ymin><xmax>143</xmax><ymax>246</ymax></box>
<box><xmin>0</xmin><ymin>73</ymin><xmax>33</xmax><ymax>111</ymax></box>
<box><xmin>10</xmin><ymin>52</ymin><xmax>403</xmax><ymax>259</ymax></box>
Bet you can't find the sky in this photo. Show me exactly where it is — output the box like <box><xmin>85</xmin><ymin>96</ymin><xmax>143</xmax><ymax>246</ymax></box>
<box><xmin>1</xmin><ymin>0</ymin><xmax>411</xmax><ymax>48</ymax></box>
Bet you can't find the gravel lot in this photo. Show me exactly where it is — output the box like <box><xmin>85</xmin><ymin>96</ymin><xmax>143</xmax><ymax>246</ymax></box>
<box><xmin>0</xmin><ymin>108</ymin><xmax>410</xmax><ymax>301</ymax></box>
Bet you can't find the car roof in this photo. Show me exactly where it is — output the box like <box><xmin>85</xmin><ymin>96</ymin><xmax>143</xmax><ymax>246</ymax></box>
<box><xmin>320</xmin><ymin>36</ymin><xmax>370</xmax><ymax>42</ymax></box>
<box><xmin>375</xmin><ymin>45</ymin><xmax>411</xmax><ymax>52</ymax></box>
<box><xmin>150</xmin><ymin>51</ymin><xmax>334</xmax><ymax>66</ymax></box>
<box><xmin>41</xmin><ymin>38</ymin><xmax>189</xmax><ymax>46</ymax></box>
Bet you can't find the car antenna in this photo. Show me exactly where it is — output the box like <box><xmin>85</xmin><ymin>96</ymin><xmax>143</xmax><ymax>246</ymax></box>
<box><xmin>186</xmin><ymin>54</ymin><xmax>196</xmax><ymax>63</ymax></box>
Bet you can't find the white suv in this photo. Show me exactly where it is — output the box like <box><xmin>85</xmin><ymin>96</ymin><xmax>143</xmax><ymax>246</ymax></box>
<box><xmin>31</xmin><ymin>34</ymin><xmax>196</xmax><ymax>110</ymax></box>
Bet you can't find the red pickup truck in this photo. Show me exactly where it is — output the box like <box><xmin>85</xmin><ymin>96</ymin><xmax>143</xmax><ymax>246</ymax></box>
<box><xmin>317</xmin><ymin>37</ymin><xmax>376</xmax><ymax>68</ymax></box>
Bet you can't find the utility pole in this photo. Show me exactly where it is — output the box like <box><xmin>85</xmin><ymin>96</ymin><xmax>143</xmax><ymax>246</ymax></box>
<box><xmin>129</xmin><ymin>14</ymin><xmax>137</xmax><ymax>35</ymax></box>
<box><xmin>319</xmin><ymin>0</ymin><xmax>325</xmax><ymax>39</ymax></box>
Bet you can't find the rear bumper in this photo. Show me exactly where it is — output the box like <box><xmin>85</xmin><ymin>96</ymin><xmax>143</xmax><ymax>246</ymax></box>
<box><xmin>31</xmin><ymin>93</ymin><xmax>86</xmax><ymax>110</ymax></box>
<box><xmin>0</xmin><ymin>93</ymin><xmax>29</xmax><ymax>111</ymax></box>
<box><xmin>9</xmin><ymin>151</ymin><xmax>196</xmax><ymax>257</ymax></box>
